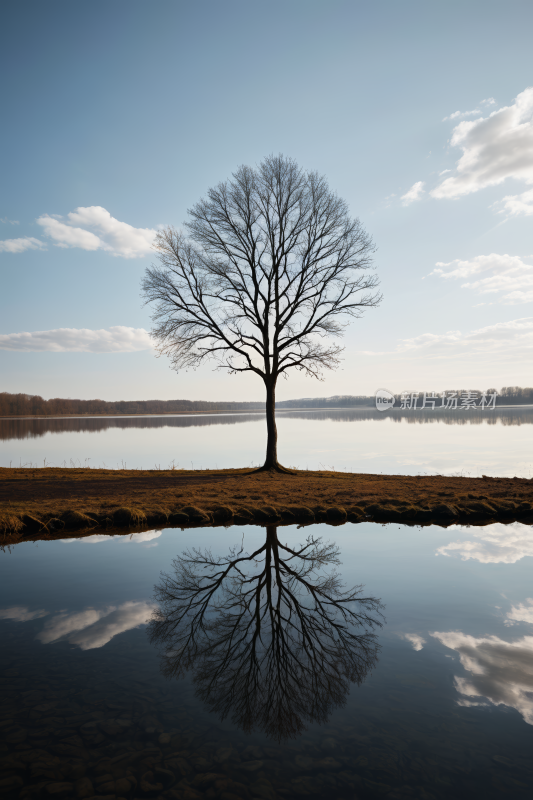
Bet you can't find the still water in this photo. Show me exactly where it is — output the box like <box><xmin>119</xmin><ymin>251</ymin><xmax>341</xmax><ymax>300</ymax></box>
<box><xmin>1</xmin><ymin>519</ymin><xmax>533</xmax><ymax>798</ymax></box>
<box><xmin>1</xmin><ymin>408</ymin><xmax>533</xmax><ymax>477</ymax></box>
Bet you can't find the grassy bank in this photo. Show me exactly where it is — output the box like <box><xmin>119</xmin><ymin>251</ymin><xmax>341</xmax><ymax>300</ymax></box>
<box><xmin>1</xmin><ymin>467</ymin><xmax>532</xmax><ymax>544</ymax></box>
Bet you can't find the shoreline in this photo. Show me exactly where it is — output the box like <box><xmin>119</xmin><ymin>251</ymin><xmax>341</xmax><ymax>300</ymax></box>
<box><xmin>1</xmin><ymin>467</ymin><xmax>532</xmax><ymax>543</ymax></box>
<box><xmin>2</xmin><ymin>405</ymin><xmax>533</xmax><ymax>420</ymax></box>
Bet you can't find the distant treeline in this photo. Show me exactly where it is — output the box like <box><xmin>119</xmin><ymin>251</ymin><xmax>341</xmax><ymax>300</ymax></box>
<box><xmin>280</xmin><ymin>386</ymin><xmax>533</xmax><ymax>408</ymax></box>
<box><xmin>0</xmin><ymin>393</ymin><xmax>264</xmax><ymax>417</ymax></box>
<box><xmin>1</xmin><ymin>385</ymin><xmax>532</xmax><ymax>417</ymax></box>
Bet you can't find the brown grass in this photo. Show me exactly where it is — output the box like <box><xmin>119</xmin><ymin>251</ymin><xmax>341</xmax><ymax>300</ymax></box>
<box><xmin>1</xmin><ymin>466</ymin><xmax>532</xmax><ymax>544</ymax></box>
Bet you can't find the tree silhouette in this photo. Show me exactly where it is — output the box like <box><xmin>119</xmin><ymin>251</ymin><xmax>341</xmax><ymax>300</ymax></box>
<box><xmin>142</xmin><ymin>154</ymin><xmax>380</xmax><ymax>472</ymax></box>
<box><xmin>149</xmin><ymin>525</ymin><xmax>383</xmax><ymax>741</ymax></box>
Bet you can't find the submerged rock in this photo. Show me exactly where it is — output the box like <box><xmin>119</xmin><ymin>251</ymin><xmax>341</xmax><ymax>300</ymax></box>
<box><xmin>43</xmin><ymin>782</ymin><xmax>74</xmax><ymax>796</ymax></box>
<box><xmin>74</xmin><ymin>777</ymin><xmax>94</xmax><ymax>798</ymax></box>
<box><xmin>0</xmin><ymin>775</ymin><xmax>24</xmax><ymax>792</ymax></box>
<box><xmin>139</xmin><ymin>770</ymin><xmax>164</xmax><ymax>794</ymax></box>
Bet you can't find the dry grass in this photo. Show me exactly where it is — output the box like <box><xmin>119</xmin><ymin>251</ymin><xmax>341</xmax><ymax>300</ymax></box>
<box><xmin>1</xmin><ymin>466</ymin><xmax>532</xmax><ymax>543</ymax></box>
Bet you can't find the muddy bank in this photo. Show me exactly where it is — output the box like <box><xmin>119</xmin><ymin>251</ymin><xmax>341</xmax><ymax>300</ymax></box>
<box><xmin>1</xmin><ymin>467</ymin><xmax>532</xmax><ymax>543</ymax></box>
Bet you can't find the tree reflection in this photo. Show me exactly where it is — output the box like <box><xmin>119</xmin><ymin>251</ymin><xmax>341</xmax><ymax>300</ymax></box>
<box><xmin>149</xmin><ymin>525</ymin><xmax>384</xmax><ymax>741</ymax></box>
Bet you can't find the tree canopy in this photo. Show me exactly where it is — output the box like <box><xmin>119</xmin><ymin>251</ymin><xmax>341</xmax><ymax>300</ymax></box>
<box><xmin>142</xmin><ymin>154</ymin><xmax>380</xmax><ymax>470</ymax></box>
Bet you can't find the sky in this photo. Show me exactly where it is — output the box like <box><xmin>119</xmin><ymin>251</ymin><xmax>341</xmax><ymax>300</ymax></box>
<box><xmin>1</xmin><ymin>0</ymin><xmax>532</xmax><ymax>402</ymax></box>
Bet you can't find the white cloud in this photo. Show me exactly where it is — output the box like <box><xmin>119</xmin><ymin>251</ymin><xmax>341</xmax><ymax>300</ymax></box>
<box><xmin>432</xmin><ymin>87</ymin><xmax>533</xmax><ymax>199</ymax></box>
<box><xmin>437</xmin><ymin>522</ymin><xmax>533</xmax><ymax>564</ymax></box>
<box><xmin>494</xmin><ymin>187</ymin><xmax>533</xmax><ymax>218</ymax></box>
<box><xmin>362</xmin><ymin>317</ymin><xmax>533</xmax><ymax>362</ymax></box>
<box><xmin>0</xmin><ymin>236</ymin><xmax>45</xmax><ymax>253</ymax></box>
<box><xmin>442</xmin><ymin>97</ymin><xmax>496</xmax><ymax>122</ymax></box>
<box><xmin>0</xmin><ymin>217</ymin><xmax>20</xmax><ymax>225</ymax></box>
<box><xmin>443</xmin><ymin>110</ymin><xmax>470</xmax><ymax>122</ymax></box>
<box><xmin>0</xmin><ymin>606</ymin><xmax>49</xmax><ymax>622</ymax></box>
<box><xmin>37</xmin><ymin>206</ymin><xmax>156</xmax><ymax>258</ymax></box>
<box><xmin>399</xmin><ymin>633</ymin><xmax>426</xmax><ymax>651</ymax></box>
<box><xmin>506</xmin><ymin>598</ymin><xmax>533</xmax><ymax>626</ymax></box>
<box><xmin>38</xmin><ymin>215</ymin><xmax>102</xmax><ymax>250</ymax></box>
<box><xmin>431</xmin><ymin>629</ymin><xmax>533</xmax><ymax>725</ymax></box>
<box><xmin>401</xmin><ymin>181</ymin><xmax>425</xmax><ymax>205</ymax></box>
<box><xmin>36</xmin><ymin>601</ymin><xmax>155</xmax><ymax>650</ymax></box>
<box><xmin>0</xmin><ymin>326</ymin><xmax>152</xmax><ymax>353</ymax></box>
<box><xmin>431</xmin><ymin>254</ymin><xmax>533</xmax><ymax>304</ymax></box>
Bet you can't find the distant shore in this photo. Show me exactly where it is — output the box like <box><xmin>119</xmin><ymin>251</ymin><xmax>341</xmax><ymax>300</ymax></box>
<box><xmin>2</xmin><ymin>404</ymin><xmax>533</xmax><ymax>419</ymax></box>
<box><xmin>1</xmin><ymin>467</ymin><xmax>531</xmax><ymax>543</ymax></box>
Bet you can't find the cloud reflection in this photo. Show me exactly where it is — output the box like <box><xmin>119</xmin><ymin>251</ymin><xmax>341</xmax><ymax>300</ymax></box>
<box><xmin>437</xmin><ymin>522</ymin><xmax>533</xmax><ymax>564</ymax></box>
<box><xmin>36</xmin><ymin>601</ymin><xmax>155</xmax><ymax>650</ymax></box>
<box><xmin>0</xmin><ymin>606</ymin><xmax>49</xmax><ymax>622</ymax></box>
<box><xmin>63</xmin><ymin>530</ymin><xmax>162</xmax><ymax>546</ymax></box>
<box><xmin>399</xmin><ymin>633</ymin><xmax>426</xmax><ymax>651</ymax></box>
<box><xmin>506</xmin><ymin>598</ymin><xmax>533</xmax><ymax>626</ymax></box>
<box><xmin>431</xmin><ymin>629</ymin><xmax>533</xmax><ymax>725</ymax></box>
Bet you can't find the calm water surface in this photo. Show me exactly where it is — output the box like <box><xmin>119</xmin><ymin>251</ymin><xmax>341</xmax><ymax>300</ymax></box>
<box><xmin>1</xmin><ymin>519</ymin><xmax>533</xmax><ymax>798</ymax></box>
<box><xmin>1</xmin><ymin>408</ymin><xmax>533</xmax><ymax>477</ymax></box>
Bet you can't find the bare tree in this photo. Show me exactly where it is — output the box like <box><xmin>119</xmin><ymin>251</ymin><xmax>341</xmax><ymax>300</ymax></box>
<box><xmin>149</xmin><ymin>525</ymin><xmax>383</xmax><ymax>741</ymax></box>
<box><xmin>142</xmin><ymin>154</ymin><xmax>381</xmax><ymax>471</ymax></box>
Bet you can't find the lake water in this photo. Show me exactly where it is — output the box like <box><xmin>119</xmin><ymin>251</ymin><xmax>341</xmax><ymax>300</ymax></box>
<box><xmin>2</xmin><ymin>410</ymin><xmax>533</xmax><ymax>798</ymax></box>
<box><xmin>1</xmin><ymin>407</ymin><xmax>533</xmax><ymax>477</ymax></box>
<box><xmin>1</xmin><ymin>518</ymin><xmax>533</xmax><ymax>798</ymax></box>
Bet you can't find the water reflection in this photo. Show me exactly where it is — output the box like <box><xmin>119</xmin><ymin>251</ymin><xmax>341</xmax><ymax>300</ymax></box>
<box><xmin>438</xmin><ymin>521</ymin><xmax>533</xmax><ymax>563</ymax></box>
<box><xmin>0</xmin><ymin>413</ymin><xmax>263</xmax><ymax>441</ymax></box>
<box><xmin>0</xmin><ymin>600</ymin><xmax>155</xmax><ymax>649</ymax></box>
<box><xmin>149</xmin><ymin>524</ymin><xmax>383</xmax><ymax>741</ymax></box>
<box><xmin>431</xmin><ymin>627</ymin><xmax>533</xmax><ymax>725</ymax></box>
<box><xmin>0</xmin><ymin>606</ymin><xmax>48</xmax><ymax>622</ymax></box>
<box><xmin>2</xmin><ymin>407</ymin><xmax>533</xmax><ymax>441</ymax></box>
<box><xmin>398</xmin><ymin>632</ymin><xmax>426</xmax><ymax>651</ymax></box>
<box><xmin>63</xmin><ymin>530</ymin><xmax>163</xmax><ymax>546</ymax></box>
<box><xmin>37</xmin><ymin>601</ymin><xmax>155</xmax><ymax>649</ymax></box>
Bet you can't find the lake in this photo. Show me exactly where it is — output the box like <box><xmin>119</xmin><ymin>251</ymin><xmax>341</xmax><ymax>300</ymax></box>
<box><xmin>1</xmin><ymin>409</ymin><xmax>533</xmax><ymax>798</ymax></box>
<box><xmin>1</xmin><ymin>407</ymin><xmax>533</xmax><ymax>477</ymax></box>
<box><xmin>1</xmin><ymin>517</ymin><xmax>533</xmax><ymax>798</ymax></box>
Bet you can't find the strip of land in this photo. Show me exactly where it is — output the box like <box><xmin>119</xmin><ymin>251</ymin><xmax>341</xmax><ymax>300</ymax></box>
<box><xmin>1</xmin><ymin>467</ymin><xmax>532</xmax><ymax>544</ymax></box>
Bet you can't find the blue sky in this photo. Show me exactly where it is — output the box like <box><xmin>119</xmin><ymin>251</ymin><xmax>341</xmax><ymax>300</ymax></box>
<box><xmin>1</xmin><ymin>0</ymin><xmax>532</xmax><ymax>401</ymax></box>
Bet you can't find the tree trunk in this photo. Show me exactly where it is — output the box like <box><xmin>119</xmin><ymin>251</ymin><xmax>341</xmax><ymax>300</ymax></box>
<box><xmin>251</xmin><ymin>380</ymin><xmax>293</xmax><ymax>473</ymax></box>
<box><xmin>264</xmin><ymin>378</ymin><xmax>278</xmax><ymax>469</ymax></box>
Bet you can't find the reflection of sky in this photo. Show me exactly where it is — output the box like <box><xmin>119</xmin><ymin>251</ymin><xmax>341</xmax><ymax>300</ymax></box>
<box><xmin>63</xmin><ymin>530</ymin><xmax>162</xmax><ymax>547</ymax></box>
<box><xmin>437</xmin><ymin>522</ymin><xmax>533</xmax><ymax>564</ymax></box>
<box><xmin>3</xmin><ymin>521</ymin><xmax>533</xmax><ymax>743</ymax></box>
<box><xmin>0</xmin><ymin>601</ymin><xmax>155</xmax><ymax>650</ymax></box>
<box><xmin>506</xmin><ymin>599</ymin><xmax>533</xmax><ymax>626</ymax></box>
<box><xmin>398</xmin><ymin>633</ymin><xmax>426</xmax><ymax>651</ymax></box>
<box><xmin>400</xmin><ymin>598</ymin><xmax>533</xmax><ymax>725</ymax></box>
<box><xmin>0</xmin><ymin>606</ymin><xmax>48</xmax><ymax>621</ymax></box>
<box><xmin>431</xmin><ymin>627</ymin><xmax>533</xmax><ymax>725</ymax></box>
